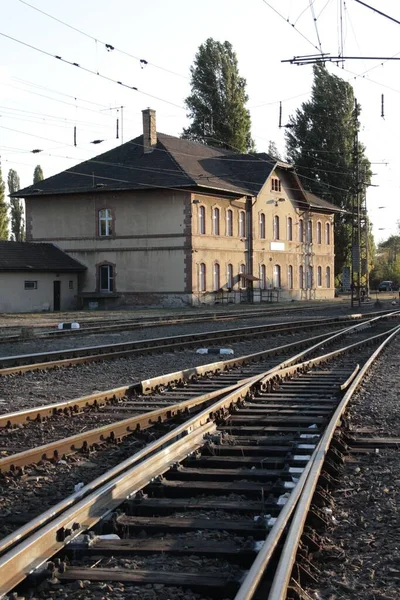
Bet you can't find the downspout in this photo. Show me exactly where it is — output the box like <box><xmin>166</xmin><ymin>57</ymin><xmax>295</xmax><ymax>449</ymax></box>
<box><xmin>246</xmin><ymin>195</ymin><xmax>255</xmax><ymax>303</ymax></box>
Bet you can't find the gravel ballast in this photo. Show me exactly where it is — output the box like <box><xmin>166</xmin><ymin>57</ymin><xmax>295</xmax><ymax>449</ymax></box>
<box><xmin>306</xmin><ymin>333</ymin><xmax>400</xmax><ymax>600</ymax></box>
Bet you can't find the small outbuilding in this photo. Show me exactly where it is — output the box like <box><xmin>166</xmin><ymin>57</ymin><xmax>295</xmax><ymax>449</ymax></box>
<box><xmin>0</xmin><ymin>241</ymin><xmax>86</xmax><ymax>313</ymax></box>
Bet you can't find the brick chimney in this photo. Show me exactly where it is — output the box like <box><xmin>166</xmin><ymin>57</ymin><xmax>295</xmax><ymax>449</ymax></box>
<box><xmin>142</xmin><ymin>108</ymin><xmax>157</xmax><ymax>153</ymax></box>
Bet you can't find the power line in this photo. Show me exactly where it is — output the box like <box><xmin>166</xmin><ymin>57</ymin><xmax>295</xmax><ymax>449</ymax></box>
<box><xmin>17</xmin><ymin>0</ymin><xmax>188</xmax><ymax>80</ymax></box>
<box><xmin>309</xmin><ymin>0</ymin><xmax>324</xmax><ymax>55</ymax></box>
<box><xmin>261</xmin><ymin>0</ymin><xmax>320</xmax><ymax>53</ymax></box>
<box><xmin>353</xmin><ymin>0</ymin><xmax>400</xmax><ymax>27</ymax></box>
<box><xmin>0</xmin><ymin>30</ymin><xmax>185</xmax><ymax>110</ymax></box>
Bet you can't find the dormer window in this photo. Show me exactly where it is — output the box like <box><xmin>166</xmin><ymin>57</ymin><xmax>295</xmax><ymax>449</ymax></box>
<box><xmin>99</xmin><ymin>209</ymin><xmax>113</xmax><ymax>236</ymax></box>
<box><xmin>271</xmin><ymin>178</ymin><xmax>281</xmax><ymax>192</ymax></box>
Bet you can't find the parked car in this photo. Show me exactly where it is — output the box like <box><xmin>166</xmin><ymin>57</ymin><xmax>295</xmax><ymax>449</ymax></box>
<box><xmin>378</xmin><ymin>280</ymin><xmax>394</xmax><ymax>291</ymax></box>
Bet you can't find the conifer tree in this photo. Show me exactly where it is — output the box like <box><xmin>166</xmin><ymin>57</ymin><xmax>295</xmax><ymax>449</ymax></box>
<box><xmin>0</xmin><ymin>166</ymin><xmax>9</xmax><ymax>240</ymax></box>
<box><xmin>33</xmin><ymin>164</ymin><xmax>44</xmax><ymax>183</ymax></box>
<box><xmin>183</xmin><ymin>38</ymin><xmax>254</xmax><ymax>153</ymax></box>
<box><xmin>7</xmin><ymin>169</ymin><xmax>24</xmax><ymax>241</ymax></box>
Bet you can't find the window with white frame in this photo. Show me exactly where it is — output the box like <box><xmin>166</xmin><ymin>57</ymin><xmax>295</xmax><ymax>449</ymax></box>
<box><xmin>299</xmin><ymin>219</ymin><xmax>304</xmax><ymax>242</ymax></box>
<box><xmin>317</xmin><ymin>266</ymin><xmax>322</xmax><ymax>286</ymax></box>
<box><xmin>199</xmin><ymin>263</ymin><xmax>206</xmax><ymax>292</ymax></box>
<box><xmin>288</xmin><ymin>265</ymin><xmax>293</xmax><ymax>289</ymax></box>
<box><xmin>326</xmin><ymin>266</ymin><xmax>331</xmax><ymax>288</ymax></box>
<box><xmin>226</xmin><ymin>209</ymin><xmax>233</xmax><ymax>236</ymax></box>
<box><xmin>213</xmin><ymin>263</ymin><xmax>220</xmax><ymax>291</ymax></box>
<box><xmin>99</xmin><ymin>264</ymin><xmax>114</xmax><ymax>292</ymax></box>
<box><xmin>325</xmin><ymin>222</ymin><xmax>331</xmax><ymax>245</ymax></box>
<box><xmin>24</xmin><ymin>280</ymin><xmax>37</xmax><ymax>290</ymax></box>
<box><xmin>273</xmin><ymin>215</ymin><xmax>280</xmax><ymax>240</ymax></box>
<box><xmin>273</xmin><ymin>264</ymin><xmax>281</xmax><ymax>288</ymax></box>
<box><xmin>227</xmin><ymin>263</ymin><xmax>233</xmax><ymax>289</ymax></box>
<box><xmin>317</xmin><ymin>222</ymin><xmax>322</xmax><ymax>244</ymax></box>
<box><xmin>239</xmin><ymin>211</ymin><xmax>246</xmax><ymax>237</ymax></box>
<box><xmin>99</xmin><ymin>209</ymin><xmax>113</xmax><ymax>237</ymax></box>
<box><xmin>239</xmin><ymin>263</ymin><xmax>246</xmax><ymax>288</ymax></box>
<box><xmin>271</xmin><ymin>178</ymin><xmax>281</xmax><ymax>192</ymax></box>
<box><xmin>299</xmin><ymin>265</ymin><xmax>304</xmax><ymax>289</ymax></box>
<box><xmin>287</xmin><ymin>217</ymin><xmax>293</xmax><ymax>241</ymax></box>
<box><xmin>260</xmin><ymin>264</ymin><xmax>266</xmax><ymax>289</ymax></box>
<box><xmin>199</xmin><ymin>205</ymin><xmax>206</xmax><ymax>235</ymax></box>
<box><xmin>212</xmin><ymin>207</ymin><xmax>220</xmax><ymax>235</ymax></box>
<box><xmin>259</xmin><ymin>213</ymin><xmax>266</xmax><ymax>239</ymax></box>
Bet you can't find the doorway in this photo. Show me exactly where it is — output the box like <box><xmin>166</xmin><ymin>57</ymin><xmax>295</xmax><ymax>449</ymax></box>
<box><xmin>53</xmin><ymin>280</ymin><xmax>61</xmax><ymax>311</ymax></box>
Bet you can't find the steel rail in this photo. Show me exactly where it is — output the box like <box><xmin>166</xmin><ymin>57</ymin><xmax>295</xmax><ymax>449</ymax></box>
<box><xmin>0</xmin><ymin>314</ymin><xmax>385</xmax><ymax>374</ymax></box>
<box><xmin>0</xmin><ymin>322</ymin><xmax>398</xmax><ymax>597</ymax></box>
<box><xmin>235</xmin><ymin>324</ymin><xmax>400</xmax><ymax>600</ymax></box>
<box><xmin>1</xmin><ymin>314</ymin><xmax>396</xmax><ymax>472</ymax></box>
<box><xmin>0</xmin><ymin>325</ymin><xmax>360</xmax><ymax>429</ymax></box>
<box><xmin>0</xmin><ymin>302</ymin><xmax>351</xmax><ymax>343</ymax></box>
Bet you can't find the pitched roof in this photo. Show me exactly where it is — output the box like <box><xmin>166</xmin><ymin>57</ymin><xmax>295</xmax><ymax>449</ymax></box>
<box><xmin>304</xmin><ymin>191</ymin><xmax>345</xmax><ymax>214</ymax></box>
<box><xmin>0</xmin><ymin>242</ymin><xmax>87</xmax><ymax>272</ymax></box>
<box><xmin>13</xmin><ymin>133</ymin><xmax>276</xmax><ymax>199</ymax></box>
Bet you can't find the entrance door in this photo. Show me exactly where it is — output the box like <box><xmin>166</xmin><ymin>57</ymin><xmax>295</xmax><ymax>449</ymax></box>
<box><xmin>53</xmin><ymin>280</ymin><xmax>61</xmax><ymax>311</ymax></box>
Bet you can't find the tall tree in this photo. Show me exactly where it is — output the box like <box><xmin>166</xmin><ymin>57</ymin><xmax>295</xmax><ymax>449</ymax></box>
<box><xmin>182</xmin><ymin>38</ymin><xmax>254</xmax><ymax>153</ymax></box>
<box><xmin>285</xmin><ymin>64</ymin><xmax>371</xmax><ymax>276</ymax></box>
<box><xmin>0</xmin><ymin>166</ymin><xmax>9</xmax><ymax>239</ymax></box>
<box><xmin>7</xmin><ymin>169</ymin><xmax>24</xmax><ymax>241</ymax></box>
<box><xmin>33</xmin><ymin>164</ymin><xmax>44</xmax><ymax>183</ymax></box>
<box><xmin>267</xmin><ymin>140</ymin><xmax>281</xmax><ymax>160</ymax></box>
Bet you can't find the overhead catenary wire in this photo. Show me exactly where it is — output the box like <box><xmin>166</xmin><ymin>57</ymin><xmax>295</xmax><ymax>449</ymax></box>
<box><xmin>0</xmin><ymin>30</ymin><xmax>185</xmax><ymax>110</ymax></box>
<box><xmin>17</xmin><ymin>0</ymin><xmax>188</xmax><ymax>80</ymax></box>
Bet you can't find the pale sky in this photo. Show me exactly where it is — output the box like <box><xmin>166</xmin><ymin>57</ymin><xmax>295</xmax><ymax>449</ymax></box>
<box><xmin>1</xmin><ymin>0</ymin><xmax>400</xmax><ymax>241</ymax></box>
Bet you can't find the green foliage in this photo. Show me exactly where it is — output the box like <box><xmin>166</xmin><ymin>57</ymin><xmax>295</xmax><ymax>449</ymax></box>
<box><xmin>267</xmin><ymin>140</ymin><xmax>281</xmax><ymax>160</ymax></box>
<box><xmin>33</xmin><ymin>165</ymin><xmax>44</xmax><ymax>184</ymax></box>
<box><xmin>285</xmin><ymin>64</ymin><xmax>371</xmax><ymax>276</ymax></box>
<box><xmin>7</xmin><ymin>169</ymin><xmax>24</xmax><ymax>242</ymax></box>
<box><xmin>182</xmin><ymin>38</ymin><xmax>254</xmax><ymax>153</ymax></box>
<box><xmin>370</xmin><ymin>232</ymin><xmax>400</xmax><ymax>288</ymax></box>
<box><xmin>0</xmin><ymin>166</ymin><xmax>9</xmax><ymax>240</ymax></box>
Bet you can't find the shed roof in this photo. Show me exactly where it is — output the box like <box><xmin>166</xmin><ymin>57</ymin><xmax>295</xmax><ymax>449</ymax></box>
<box><xmin>0</xmin><ymin>242</ymin><xmax>87</xmax><ymax>272</ymax></box>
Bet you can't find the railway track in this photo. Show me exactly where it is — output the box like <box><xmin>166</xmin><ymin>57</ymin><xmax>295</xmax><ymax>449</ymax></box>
<box><xmin>0</xmin><ymin>302</ymin><xmax>346</xmax><ymax>343</ymax></box>
<box><xmin>0</xmin><ymin>311</ymin><xmax>390</xmax><ymax>375</ymax></box>
<box><xmin>0</xmin><ymin>312</ymin><xmax>399</xmax><ymax>599</ymax></box>
<box><xmin>0</xmin><ymin>313</ymin><xmax>394</xmax><ymax>474</ymax></box>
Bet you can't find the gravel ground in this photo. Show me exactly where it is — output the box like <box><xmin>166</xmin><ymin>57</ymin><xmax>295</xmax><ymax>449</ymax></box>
<box><xmin>306</xmin><ymin>333</ymin><xmax>400</xmax><ymax>600</ymax></box>
<box><xmin>0</xmin><ymin>306</ymin><xmax>358</xmax><ymax>358</ymax></box>
<box><xmin>0</xmin><ymin>327</ymin><xmax>343</xmax><ymax>413</ymax></box>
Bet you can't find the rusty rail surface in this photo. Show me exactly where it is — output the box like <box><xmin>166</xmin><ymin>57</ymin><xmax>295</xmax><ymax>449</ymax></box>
<box><xmin>0</xmin><ymin>313</ymin><xmax>387</xmax><ymax>375</ymax></box>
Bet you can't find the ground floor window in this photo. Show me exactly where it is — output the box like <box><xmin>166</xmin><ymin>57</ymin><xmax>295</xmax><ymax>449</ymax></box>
<box><xmin>227</xmin><ymin>263</ymin><xmax>233</xmax><ymax>289</ymax></box>
<box><xmin>317</xmin><ymin>266</ymin><xmax>322</xmax><ymax>287</ymax></box>
<box><xmin>273</xmin><ymin>264</ymin><xmax>281</xmax><ymax>288</ymax></box>
<box><xmin>213</xmin><ymin>263</ymin><xmax>220</xmax><ymax>291</ymax></box>
<box><xmin>24</xmin><ymin>280</ymin><xmax>37</xmax><ymax>290</ymax></box>
<box><xmin>239</xmin><ymin>264</ymin><xmax>246</xmax><ymax>289</ymax></box>
<box><xmin>99</xmin><ymin>264</ymin><xmax>114</xmax><ymax>292</ymax></box>
<box><xmin>299</xmin><ymin>266</ymin><xmax>304</xmax><ymax>289</ymax></box>
<box><xmin>199</xmin><ymin>263</ymin><xmax>206</xmax><ymax>292</ymax></box>
<box><xmin>260</xmin><ymin>264</ymin><xmax>266</xmax><ymax>289</ymax></box>
<box><xmin>288</xmin><ymin>265</ymin><xmax>293</xmax><ymax>289</ymax></box>
<box><xmin>326</xmin><ymin>266</ymin><xmax>331</xmax><ymax>288</ymax></box>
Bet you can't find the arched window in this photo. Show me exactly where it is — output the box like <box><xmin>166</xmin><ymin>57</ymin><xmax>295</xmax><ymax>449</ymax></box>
<box><xmin>213</xmin><ymin>263</ymin><xmax>220</xmax><ymax>291</ymax></box>
<box><xmin>199</xmin><ymin>263</ymin><xmax>206</xmax><ymax>291</ymax></box>
<box><xmin>259</xmin><ymin>213</ymin><xmax>266</xmax><ymax>239</ymax></box>
<box><xmin>325</xmin><ymin>222</ymin><xmax>331</xmax><ymax>245</ymax></box>
<box><xmin>212</xmin><ymin>207</ymin><xmax>220</xmax><ymax>235</ymax></box>
<box><xmin>288</xmin><ymin>265</ymin><xmax>293</xmax><ymax>289</ymax></box>
<box><xmin>273</xmin><ymin>215</ymin><xmax>280</xmax><ymax>240</ymax></box>
<box><xmin>99</xmin><ymin>264</ymin><xmax>114</xmax><ymax>292</ymax></box>
<box><xmin>307</xmin><ymin>265</ymin><xmax>313</xmax><ymax>288</ymax></box>
<box><xmin>239</xmin><ymin>211</ymin><xmax>246</xmax><ymax>237</ymax></box>
<box><xmin>199</xmin><ymin>206</ymin><xmax>206</xmax><ymax>235</ymax></box>
<box><xmin>239</xmin><ymin>263</ymin><xmax>246</xmax><ymax>288</ymax></box>
<box><xmin>317</xmin><ymin>266</ymin><xmax>322</xmax><ymax>286</ymax></box>
<box><xmin>287</xmin><ymin>217</ymin><xmax>293</xmax><ymax>241</ymax></box>
<box><xmin>326</xmin><ymin>266</ymin><xmax>331</xmax><ymax>288</ymax></box>
<box><xmin>226</xmin><ymin>209</ymin><xmax>233</xmax><ymax>236</ymax></box>
<box><xmin>307</xmin><ymin>220</ymin><xmax>313</xmax><ymax>243</ymax></box>
<box><xmin>260</xmin><ymin>264</ymin><xmax>266</xmax><ymax>289</ymax></box>
<box><xmin>227</xmin><ymin>263</ymin><xmax>233</xmax><ymax>289</ymax></box>
<box><xmin>299</xmin><ymin>219</ymin><xmax>304</xmax><ymax>242</ymax></box>
<box><xmin>317</xmin><ymin>222</ymin><xmax>322</xmax><ymax>244</ymax></box>
<box><xmin>273</xmin><ymin>264</ymin><xmax>281</xmax><ymax>288</ymax></box>
<box><xmin>98</xmin><ymin>209</ymin><xmax>113</xmax><ymax>237</ymax></box>
<box><xmin>299</xmin><ymin>265</ymin><xmax>304</xmax><ymax>289</ymax></box>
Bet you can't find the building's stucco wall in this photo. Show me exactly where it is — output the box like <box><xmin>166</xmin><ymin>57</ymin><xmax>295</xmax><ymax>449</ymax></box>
<box><xmin>0</xmin><ymin>272</ymin><xmax>79</xmax><ymax>313</ymax></box>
